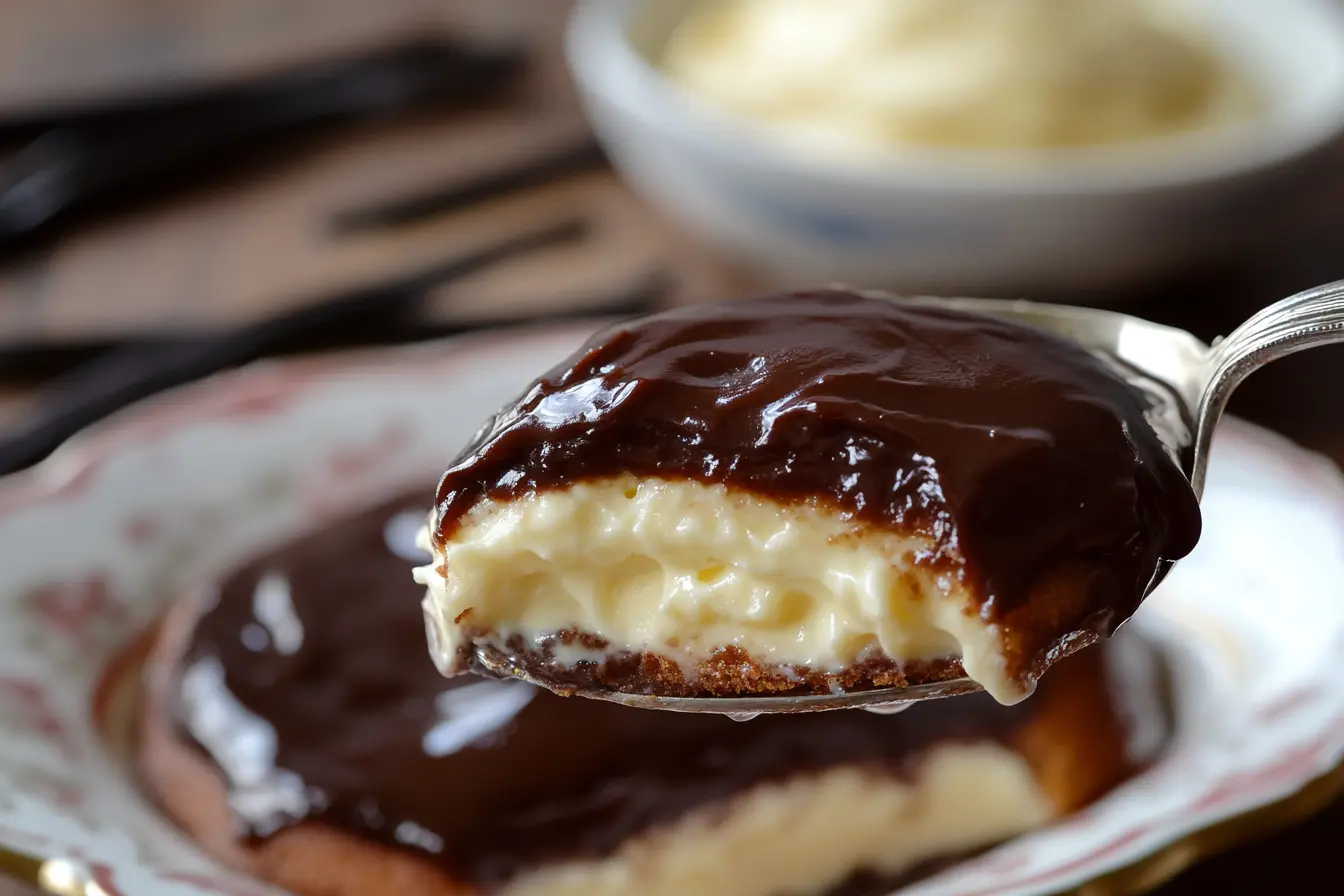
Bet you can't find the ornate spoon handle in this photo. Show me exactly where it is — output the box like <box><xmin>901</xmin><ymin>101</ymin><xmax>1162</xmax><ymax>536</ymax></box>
<box><xmin>1190</xmin><ymin>280</ymin><xmax>1344</xmax><ymax>497</ymax></box>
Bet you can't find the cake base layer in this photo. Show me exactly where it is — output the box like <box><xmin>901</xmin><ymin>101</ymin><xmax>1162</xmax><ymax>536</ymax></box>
<box><xmin>456</xmin><ymin>627</ymin><xmax>982</xmax><ymax>701</ymax></box>
<box><xmin>140</xmin><ymin>599</ymin><xmax>1146</xmax><ymax>896</ymax></box>
<box><xmin>142</xmin><ymin>697</ymin><xmax>1052</xmax><ymax>896</ymax></box>
<box><xmin>140</xmin><ymin>487</ymin><xmax>1162</xmax><ymax>896</ymax></box>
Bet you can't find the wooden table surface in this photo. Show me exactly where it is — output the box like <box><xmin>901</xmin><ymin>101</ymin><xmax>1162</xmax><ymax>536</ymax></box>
<box><xmin>1</xmin><ymin>1</ymin><xmax>1341</xmax><ymax>894</ymax></box>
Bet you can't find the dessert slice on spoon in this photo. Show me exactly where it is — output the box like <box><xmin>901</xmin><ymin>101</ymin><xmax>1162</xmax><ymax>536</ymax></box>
<box><xmin>415</xmin><ymin>282</ymin><xmax>1344</xmax><ymax>714</ymax></box>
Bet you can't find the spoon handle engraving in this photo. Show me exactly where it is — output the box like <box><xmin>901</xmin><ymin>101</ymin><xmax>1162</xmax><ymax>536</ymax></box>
<box><xmin>1192</xmin><ymin>280</ymin><xmax>1344</xmax><ymax>497</ymax></box>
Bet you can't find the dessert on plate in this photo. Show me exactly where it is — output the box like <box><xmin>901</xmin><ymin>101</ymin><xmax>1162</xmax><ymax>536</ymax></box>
<box><xmin>140</xmin><ymin>491</ymin><xmax>1168</xmax><ymax>896</ymax></box>
<box><xmin>418</xmin><ymin>289</ymin><xmax>1201</xmax><ymax>704</ymax></box>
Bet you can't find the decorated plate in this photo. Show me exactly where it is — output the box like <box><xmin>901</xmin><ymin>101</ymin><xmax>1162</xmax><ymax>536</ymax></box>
<box><xmin>0</xmin><ymin>324</ymin><xmax>1341</xmax><ymax>896</ymax></box>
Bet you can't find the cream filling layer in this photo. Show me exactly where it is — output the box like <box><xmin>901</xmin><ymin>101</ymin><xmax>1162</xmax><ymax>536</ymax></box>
<box><xmin>416</xmin><ymin>476</ymin><xmax>1020</xmax><ymax>703</ymax></box>
<box><xmin>503</xmin><ymin>744</ymin><xmax>1054</xmax><ymax>896</ymax></box>
<box><xmin>661</xmin><ymin>0</ymin><xmax>1259</xmax><ymax>156</ymax></box>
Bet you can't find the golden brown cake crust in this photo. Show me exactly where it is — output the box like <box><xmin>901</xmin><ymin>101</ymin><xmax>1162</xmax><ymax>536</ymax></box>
<box><xmin>1007</xmin><ymin>644</ymin><xmax>1135</xmax><ymax>813</ymax></box>
<box><xmin>459</xmin><ymin>624</ymin><xmax>980</xmax><ymax>699</ymax></box>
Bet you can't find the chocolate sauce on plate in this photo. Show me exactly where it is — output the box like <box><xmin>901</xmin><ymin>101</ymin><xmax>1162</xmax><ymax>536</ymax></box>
<box><xmin>175</xmin><ymin>493</ymin><xmax>1048</xmax><ymax>884</ymax></box>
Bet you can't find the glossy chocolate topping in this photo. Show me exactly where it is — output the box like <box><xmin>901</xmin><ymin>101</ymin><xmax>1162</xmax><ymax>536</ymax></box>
<box><xmin>174</xmin><ymin>493</ymin><xmax>1057</xmax><ymax>884</ymax></box>
<box><xmin>433</xmin><ymin>290</ymin><xmax>1201</xmax><ymax>640</ymax></box>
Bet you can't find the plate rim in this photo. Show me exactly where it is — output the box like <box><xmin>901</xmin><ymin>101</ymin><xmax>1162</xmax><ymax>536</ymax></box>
<box><xmin>0</xmin><ymin>323</ymin><xmax>1341</xmax><ymax>896</ymax></box>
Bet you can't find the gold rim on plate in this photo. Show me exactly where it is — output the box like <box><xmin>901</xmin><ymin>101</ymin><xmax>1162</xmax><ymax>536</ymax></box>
<box><xmin>1068</xmin><ymin>761</ymin><xmax>1344</xmax><ymax>896</ymax></box>
<box><xmin>0</xmin><ymin>761</ymin><xmax>1340</xmax><ymax>896</ymax></box>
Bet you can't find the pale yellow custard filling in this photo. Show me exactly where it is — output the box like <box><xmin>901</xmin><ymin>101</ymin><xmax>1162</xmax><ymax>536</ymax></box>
<box><xmin>415</xmin><ymin>475</ymin><xmax>1021</xmax><ymax>703</ymax></box>
<box><xmin>661</xmin><ymin>0</ymin><xmax>1260</xmax><ymax>156</ymax></box>
<box><xmin>504</xmin><ymin>746</ymin><xmax>1052</xmax><ymax>896</ymax></box>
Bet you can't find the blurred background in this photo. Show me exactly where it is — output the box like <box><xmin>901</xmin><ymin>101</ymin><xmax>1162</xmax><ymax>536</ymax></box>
<box><xmin>0</xmin><ymin>0</ymin><xmax>1341</xmax><ymax>890</ymax></box>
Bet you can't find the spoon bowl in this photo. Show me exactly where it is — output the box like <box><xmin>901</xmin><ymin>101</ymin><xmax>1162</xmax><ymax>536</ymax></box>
<box><xmin>487</xmin><ymin>280</ymin><xmax>1344</xmax><ymax>714</ymax></box>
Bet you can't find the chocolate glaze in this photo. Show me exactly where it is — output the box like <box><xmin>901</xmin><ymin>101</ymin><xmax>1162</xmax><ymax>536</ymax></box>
<box><xmin>432</xmin><ymin>290</ymin><xmax>1202</xmax><ymax>672</ymax></box>
<box><xmin>175</xmin><ymin>493</ymin><xmax>1081</xmax><ymax>886</ymax></box>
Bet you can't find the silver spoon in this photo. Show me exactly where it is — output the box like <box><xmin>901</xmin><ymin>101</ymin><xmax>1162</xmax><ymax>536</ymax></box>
<box><xmin>484</xmin><ymin>280</ymin><xmax>1344</xmax><ymax>715</ymax></box>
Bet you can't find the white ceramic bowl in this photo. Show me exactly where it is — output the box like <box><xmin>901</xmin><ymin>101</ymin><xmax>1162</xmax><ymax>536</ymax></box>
<box><xmin>566</xmin><ymin>0</ymin><xmax>1344</xmax><ymax>297</ymax></box>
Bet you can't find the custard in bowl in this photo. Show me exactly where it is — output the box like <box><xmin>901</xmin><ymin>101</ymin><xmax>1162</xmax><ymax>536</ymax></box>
<box><xmin>566</xmin><ymin>0</ymin><xmax>1344</xmax><ymax>295</ymax></box>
